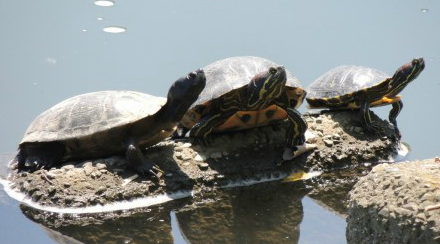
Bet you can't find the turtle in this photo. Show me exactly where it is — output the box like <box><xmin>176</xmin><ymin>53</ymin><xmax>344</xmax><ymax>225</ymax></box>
<box><xmin>178</xmin><ymin>56</ymin><xmax>314</xmax><ymax>160</ymax></box>
<box><xmin>12</xmin><ymin>69</ymin><xmax>206</xmax><ymax>176</ymax></box>
<box><xmin>306</xmin><ymin>58</ymin><xmax>425</xmax><ymax>136</ymax></box>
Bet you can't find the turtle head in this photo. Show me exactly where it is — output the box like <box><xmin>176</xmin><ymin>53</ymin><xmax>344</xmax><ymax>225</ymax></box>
<box><xmin>246</xmin><ymin>66</ymin><xmax>287</xmax><ymax>109</ymax></box>
<box><xmin>388</xmin><ymin>57</ymin><xmax>425</xmax><ymax>96</ymax></box>
<box><xmin>166</xmin><ymin>69</ymin><xmax>206</xmax><ymax>122</ymax></box>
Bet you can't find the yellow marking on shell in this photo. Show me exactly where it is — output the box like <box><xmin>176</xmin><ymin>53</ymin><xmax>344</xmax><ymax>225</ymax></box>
<box><xmin>213</xmin><ymin>104</ymin><xmax>287</xmax><ymax>132</ymax></box>
<box><xmin>370</xmin><ymin>95</ymin><xmax>402</xmax><ymax>107</ymax></box>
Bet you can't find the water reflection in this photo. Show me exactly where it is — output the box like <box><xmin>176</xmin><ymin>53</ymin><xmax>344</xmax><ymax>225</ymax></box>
<box><xmin>21</xmin><ymin>182</ymin><xmax>311</xmax><ymax>244</ymax></box>
<box><xmin>175</xmin><ymin>184</ymin><xmax>309</xmax><ymax>243</ymax></box>
<box><xmin>307</xmin><ymin>169</ymin><xmax>367</xmax><ymax>217</ymax></box>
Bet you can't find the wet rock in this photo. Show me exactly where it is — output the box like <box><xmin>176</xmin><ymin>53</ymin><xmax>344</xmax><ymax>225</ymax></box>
<box><xmin>347</xmin><ymin>159</ymin><xmax>440</xmax><ymax>244</ymax></box>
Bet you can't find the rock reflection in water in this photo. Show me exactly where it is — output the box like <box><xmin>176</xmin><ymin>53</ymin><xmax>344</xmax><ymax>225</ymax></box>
<box><xmin>18</xmin><ymin>168</ymin><xmax>370</xmax><ymax>244</ymax></box>
<box><xmin>307</xmin><ymin>168</ymin><xmax>369</xmax><ymax>217</ymax></box>
<box><xmin>20</xmin><ymin>203</ymin><xmax>175</xmax><ymax>244</ymax></box>
<box><xmin>20</xmin><ymin>182</ymin><xmax>310</xmax><ymax>244</ymax></box>
<box><xmin>175</xmin><ymin>183</ymin><xmax>309</xmax><ymax>243</ymax></box>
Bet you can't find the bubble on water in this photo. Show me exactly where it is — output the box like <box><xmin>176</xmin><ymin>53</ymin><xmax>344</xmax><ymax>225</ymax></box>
<box><xmin>95</xmin><ymin>0</ymin><xmax>114</xmax><ymax>7</ymax></box>
<box><xmin>82</xmin><ymin>29</ymin><xmax>88</xmax><ymax>32</ymax></box>
<box><xmin>103</xmin><ymin>26</ymin><xmax>127</xmax><ymax>33</ymax></box>
<box><xmin>97</xmin><ymin>17</ymin><xmax>104</xmax><ymax>21</ymax></box>
<box><xmin>420</xmin><ymin>8</ymin><xmax>429</xmax><ymax>13</ymax></box>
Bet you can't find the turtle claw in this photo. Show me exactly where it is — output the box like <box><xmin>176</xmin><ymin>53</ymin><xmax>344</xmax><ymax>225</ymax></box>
<box><xmin>133</xmin><ymin>163</ymin><xmax>163</xmax><ymax>182</ymax></box>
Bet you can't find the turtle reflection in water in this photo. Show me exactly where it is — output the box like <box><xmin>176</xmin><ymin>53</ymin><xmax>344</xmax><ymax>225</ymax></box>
<box><xmin>11</xmin><ymin>70</ymin><xmax>206</xmax><ymax>177</ymax></box>
<box><xmin>306</xmin><ymin>58</ymin><xmax>425</xmax><ymax>137</ymax></box>
<box><xmin>178</xmin><ymin>56</ymin><xmax>315</xmax><ymax>160</ymax></box>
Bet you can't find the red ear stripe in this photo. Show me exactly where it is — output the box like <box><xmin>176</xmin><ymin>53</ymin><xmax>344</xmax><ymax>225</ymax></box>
<box><xmin>251</xmin><ymin>72</ymin><xmax>265</xmax><ymax>84</ymax></box>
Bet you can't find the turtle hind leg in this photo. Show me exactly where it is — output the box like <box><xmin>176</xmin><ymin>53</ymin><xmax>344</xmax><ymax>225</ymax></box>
<box><xmin>17</xmin><ymin>142</ymin><xmax>65</xmax><ymax>172</ymax></box>
<box><xmin>10</xmin><ymin>149</ymin><xmax>26</xmax><ymax>170</ymax></box>
<box><xmin>189</xmin><ymin>111</ymin><xmax>237</xmax><ymax>146</ymax></box>
<box><xmin>285</xmin><ymin>108</ymin><xmax>307</xmax><ymax>147</ymax></box>
<box><xmin>282</xmin><ymin>108</ymin><xmax>316</xmax><ymax>160</ymax></box>
<box><xmin>389</xmin><ymin>100</ymin><xmax>403</xmax><ymax>139</ymax></box>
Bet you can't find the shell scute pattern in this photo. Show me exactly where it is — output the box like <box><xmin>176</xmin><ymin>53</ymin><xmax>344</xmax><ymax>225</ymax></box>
<box><xmin>22</xmin><ymin>91</ymin><xmax>166</xmax><ymax>143</ymax></box>
<box><xmin>307</xmin><ymin>65</ymin><xmax>389</xmax><ymax>99</ymax></box>
<box><xmin>193</xmin><ymin>56</ymin><xmax>301</xmax><ymax>109</ymax></box>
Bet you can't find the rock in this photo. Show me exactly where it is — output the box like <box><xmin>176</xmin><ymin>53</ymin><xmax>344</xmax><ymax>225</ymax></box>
<box><xmin>323</xmin><ymin>139</ymin><xmax>333</xmax><ymax>147</ymax></box>
<box><xmin>61</xmin><ymin>164</ymin><xmax>74</xmax><ymax>171</ymax></box>
<box><xmin>198</xmin><ymin>163</ymin><xmax>209</xmax><ymax>171</ymax></box>
<box><xmin>332</xmin><ymin>134</ymin><xmax>340</xmax><ymax>140</ymax></box>
<box><xmin>181</xmin><ymin>143</ymin><xmax>192</xmax><ymax>148</ymax></box>
<box><xmin>181</xmin><ymin>154</ymin><xmax>192</xmax><ymax>161</ymax></box>
<box><xmin>7</xmin><ymin>110</ymin><xmax>400</xmax><ymax>209</ymax></box>
<box><xmin>195</xmin><ymin>154</ymin><xmax>204</xmax><ymax>162</ymax></box>
<box><xmin>96</xmin><ymin>163</ymin><xmax>106</xmax><ymax>170</ymax></box>
<box><xmin>84</xmin><ymin>164</ymin><xmax>94</xmax><ymax>176</ymax></box>
<box><xmin>96</xmin><ymin>186</ymin><xmax>106</xmax><ymax>195</ymax></box>
<box><xmin>175</xmin><ymin>152</ymin><xmax>183</xmax><ymax>160</ymax></box>
<box><xmin>347</xmin><ymin>159</ymin><xmax>440</xmax><ymax>244</ymax></box>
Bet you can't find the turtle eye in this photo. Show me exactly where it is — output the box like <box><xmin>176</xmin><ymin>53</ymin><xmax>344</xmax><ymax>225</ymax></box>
<box><xmin>188</xmin><ymin>72</ymin><xmax>197</xmax><ymax>79</ymax></box>
<box><xmin>269</xmin><ymin>67</ymin><xmax>277</xmax><ymax>74</ymax></box>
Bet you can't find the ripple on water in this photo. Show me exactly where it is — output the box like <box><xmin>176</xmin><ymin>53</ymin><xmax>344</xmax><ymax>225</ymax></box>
<box><xmin>103</xmin><ymin>26</ymin><xmax>127</xmax><ymax>33</ymax></box>
<box><xmin>95</xmin><ymin>0</ymin><xmax>115</xmax><ymax>7</ymax></box>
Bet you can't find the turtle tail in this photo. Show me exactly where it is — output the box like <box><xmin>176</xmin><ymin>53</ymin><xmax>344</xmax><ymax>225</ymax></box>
<box><xmin>10</xmin><ymin>148</ymin><xmax>26</xmax><ymax>171</ymax></box>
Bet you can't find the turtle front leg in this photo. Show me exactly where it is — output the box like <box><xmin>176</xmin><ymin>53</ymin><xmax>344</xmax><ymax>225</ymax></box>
<box><xmin>359</xmin><ymin>99</ymin><xmax>381</xmax><ymax>133</ymax></box>
<box><xmin>282</xmin><ymin>108</ymin><xmax>316</xmax><ymax>160</ymax></box>
<box><xmin>389</xmin><ymin>100</ymin><xmax>403</xmax><ymax>139</ymax></box>
<box><xmin>189</xmin><ymin>111</ymin><xmax>237</xmax><ymax>146</ymax></box>
<box><xmin>125</xmin><ymin>139</ymin><xmax>162</xmax><ymax>180</ymax></box>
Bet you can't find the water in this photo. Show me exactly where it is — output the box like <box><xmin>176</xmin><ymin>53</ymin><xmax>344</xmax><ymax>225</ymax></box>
<box><xmin>0</xmin><ymin>0</ymin><xmax>439</xmax><ymax>243</ymax></box>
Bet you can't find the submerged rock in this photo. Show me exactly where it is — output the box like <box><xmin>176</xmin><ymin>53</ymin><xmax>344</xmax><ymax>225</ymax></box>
<box><xmin>347</xmin><ymin>158</ymin><xmax>440</xmax><ymax>244</ymax></box>
<box><xmin>7</xmin><ymin>110</ymin><xmax>400</xmax><ymax>209</ymax></box>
